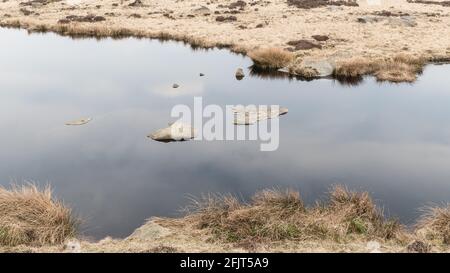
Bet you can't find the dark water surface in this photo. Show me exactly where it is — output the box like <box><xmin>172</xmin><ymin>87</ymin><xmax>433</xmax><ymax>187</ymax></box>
<box><xmin>2</xmin><ymin>28</ymin><xmax>450</xmax><ymax>239</ymax></box>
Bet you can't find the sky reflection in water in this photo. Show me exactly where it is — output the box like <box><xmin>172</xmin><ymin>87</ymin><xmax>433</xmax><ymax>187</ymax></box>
<box><xmin>1</xmin><ymin>28</ymin><xmax>450</xmax><ymax>238</ymax></box>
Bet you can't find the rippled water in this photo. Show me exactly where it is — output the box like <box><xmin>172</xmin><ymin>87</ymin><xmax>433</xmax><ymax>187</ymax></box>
<box><xmin>1</xmin><ymin>28</ymin><xmax>450</xmax><ymax>239</ymax></box>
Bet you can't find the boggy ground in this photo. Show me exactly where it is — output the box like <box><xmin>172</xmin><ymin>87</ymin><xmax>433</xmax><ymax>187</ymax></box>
<box><xmin>1</xmin><ymin>184</ymin><xmax>450</xmax><ymax>253</ymax></box>
<box><xmin>1</xmin><ymin>0</ymin><xmax>450</xmax><ymax>82</ymax></box>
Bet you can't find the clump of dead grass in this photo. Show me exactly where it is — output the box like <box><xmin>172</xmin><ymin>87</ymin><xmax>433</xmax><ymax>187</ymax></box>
<box><xmin>335</xmin><ymin>54</ymin><xmax>425</xmax><ymax>83</ymax></box>
<box><xmin>187</xmin><ymin>186</ymin><xmax>404</xmax><ymax>244</ymax></box>
<box><xmin>0</xmin><ymin>184</ymin><xmax>78</xmax><ymax>247</ymax></box>
<box><xmin>248</xmin><ymin>48</ymin><xmax>294</xmax><ymax>70</ymax></box>
<box><xmin>416</xmin><ymin>204</ymin><xmax>450</xmax><ymax>245</ymax></box>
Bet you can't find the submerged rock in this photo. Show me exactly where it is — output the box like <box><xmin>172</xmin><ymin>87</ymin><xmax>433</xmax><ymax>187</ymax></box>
<box><xmin>235</xmin><ymin>68</ymin><xmax>245</xmax><ymax>80</ymax></box>
<box><xmin>65</xmin><ymin>117</ymin><xmax>92</xmax><ymax>126</ymax></box>
<box><xmin>148</xmin><ymin>122</ymin><xmax>197</xmax><ymax>142</ymax></box>
<box><xmin>233</xmin><ymin>106</ymin><xmax>288</xmax><ymax>125</ymax></box>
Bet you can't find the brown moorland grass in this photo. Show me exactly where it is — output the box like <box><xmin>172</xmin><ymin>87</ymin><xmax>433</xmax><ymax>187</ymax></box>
<box><xmin>248</xmin><ymin>48</ymin><xmax>294</xmax><ymax>70</ymax></box>
<box><xmin>335</xmin><ymin>54</ymin><xmax>425</xmax><ymax>82</ymax></box>
<box><xmin>417</xmin><ymin>204</ymin><xmax>450</xmax><ymax>245</ymax></box>
<box><xmin>186</xmin><ymin>186</ymin><xmax>406</xmax><ymax>244</ymax></box>
<box><xmin>0</xmin><ymin>184</ymin><xmax>78</xmax><ymax>247</ymax></box>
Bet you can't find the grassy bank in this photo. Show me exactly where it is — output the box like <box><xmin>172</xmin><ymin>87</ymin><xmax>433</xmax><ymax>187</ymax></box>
<box><xmin>1</xmin><ymin>184</ymin><xmax>450</xmax><ymax>253</ymax></box>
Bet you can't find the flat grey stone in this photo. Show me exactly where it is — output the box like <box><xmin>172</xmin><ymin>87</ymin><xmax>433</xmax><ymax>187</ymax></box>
<box><xmin>149</xmin><ymin>122</ymin><xmax>197</xmax><ymax>141</ymax></box>
<box><xmin>300</xmin><ymin>58</ymin><xmax>335</xmax><ymax>77</ymax></box>
<box><xmin>233</xmin><ymin>106</ymin><xmax>288</xmax><ymax>125</ymax></box>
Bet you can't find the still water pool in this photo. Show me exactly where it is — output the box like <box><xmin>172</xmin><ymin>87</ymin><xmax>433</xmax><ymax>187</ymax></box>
<box><xmin>1</xmin><ymin>28</ymin><xmax>450</xmax><ymax>239</ymax></box>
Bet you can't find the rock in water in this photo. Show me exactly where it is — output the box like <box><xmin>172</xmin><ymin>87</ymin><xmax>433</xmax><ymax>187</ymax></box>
<box><xmin>300</xmin><ymin>58</ymin><xmax>335</xmax><ymax>77</ymax></box>
<box><xmin>172</xmin><ymin>83</ymin><xmax>179</xmax><ymax>88</ymax></box>
<box><xmin>149</xmin><ymin>122</ymin><xmax>197</xmax><ymax>142</ymax></box>
<box><xmin>65</xmin><ymin>117</ymin><xmax>92</xmax><ymax>126</ymax></box>
<box><xmin>235</xmin><ymin>68</ymin><xmax>245</xmax><ymax>80</ymax></box>
<box><xmin>199</xmin><ymin>73</ymin><xmax>205</xmax><ymax>77</ymax></box>
<box><xmin>233</xmin><ymin>106</ymin><xmax>288</xmax><ymax>125</ymax></box>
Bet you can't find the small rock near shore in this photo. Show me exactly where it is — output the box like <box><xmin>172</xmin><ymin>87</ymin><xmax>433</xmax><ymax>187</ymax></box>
<box><xmin>235</xmin><ymin>68</ymin><xmax>245</xmax><ymax>80</ymax></box>
<box><xmin>406</xmin><ymin>240</ymin><xmax>431</xmax><ymax>253</ymax></box>
<box><xmin>300</xmin><ymin>58</ymin><xmax>335</xmax><ymax>77</ymax></box>
<box><xmin>128</xmin><ymin>0</ymin><xmax>144</xmax><ymax>7</ymax></box>
<box><xmin>366</xmin><ymin>241</ymin><xmax>382</xmax><ymax>253</ymax></box>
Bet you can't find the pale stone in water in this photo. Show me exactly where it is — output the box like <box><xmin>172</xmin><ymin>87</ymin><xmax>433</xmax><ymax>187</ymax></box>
<box><xmin>233</xmin><ymin>106</ymin><xmax>288</xmax><ymax>125</ymax></box>
<box><xmin>65</xmin><ymin>117</ymin><xmax>92</xmax><ymax>126</ymax></box>
<box><xmin>149</xmin><ymin>122</ymin><xmax>197</xmax><ymax>141</ymax></box>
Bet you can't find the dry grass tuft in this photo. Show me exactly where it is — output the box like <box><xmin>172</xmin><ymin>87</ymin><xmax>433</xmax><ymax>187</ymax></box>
<box><xmin>327</xmin><ymin>186</ymin><xmax>401</xmax><ymax>240</ymax></box>
<box><xmin>335</xmin><ymin>54</ymin><xmax>425</xmax><ymax>83</ymax></box>
<box><xmin>0</xmin><ymin>184</ymin><xmax>78</xmax><ymax>247</ymax></box>
<box><xmin>248</xmin><ymin>48</ymin><xmax>294</xmax><ymax>70</ymax></box>
<box><xmin>187</xmin><ymin>186</ymin><xmax>404</xmax><ymax>244</ymax></box>
<box><xmin>334</xmin><ymin>57</ymin><xmax>377</xmax><ymax>78</ymax></box>
<box><xmin>416</xmin><ymin>204</ymin><xmax>450</xmax><ymax>245</ymax></box>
